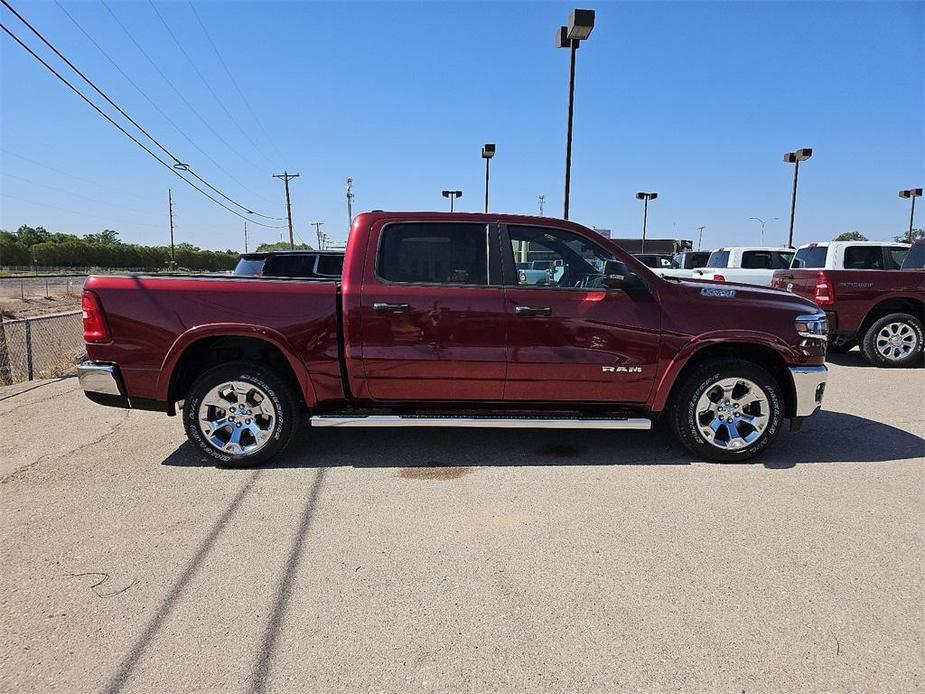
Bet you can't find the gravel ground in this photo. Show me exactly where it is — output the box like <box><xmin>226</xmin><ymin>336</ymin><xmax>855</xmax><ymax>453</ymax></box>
<box><xmin>1</xmin><ymin>353</ymin><xmax>923</xmax><ymax>693</ymax></box>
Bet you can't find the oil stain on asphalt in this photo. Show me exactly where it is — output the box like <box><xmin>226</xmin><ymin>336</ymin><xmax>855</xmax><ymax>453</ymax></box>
<box><xmin>399</xmin><ymin>463</ymin><xmax>474</xmax><ymax>480</ymax></box>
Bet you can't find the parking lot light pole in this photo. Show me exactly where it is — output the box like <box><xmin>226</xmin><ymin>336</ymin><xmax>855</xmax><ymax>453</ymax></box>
<box><xmin>481</xmin><ymin>144</ymin><xmax>495</xmax><ymax>213</ymax></box>
<box><xmin>636</xmin><ymin>192</ymin><xmax>658</xmax><ymax>253</ymax></box>
<box><xmin>748</xmin><ymin>216</ymin><xmax>779</xmax><ymax>246</ymax></box>
<box><xmin>899</xmin><ymin>188</ymin><xmax>923</xmax><ymax>243</ymax></box>
<box><xmin>783</xmin><ymin>148</ymin><xmax>812</xmax><ymax>248</ymax></box>
<box><xmin>441</xmin><ymin>189</ymin><xmax>462</xmax><ymax>212</ymax></box>
<box><xmin>557</xmin><ymin>9</ymin><xmax>595</xmax><ymax>220</ymax></box>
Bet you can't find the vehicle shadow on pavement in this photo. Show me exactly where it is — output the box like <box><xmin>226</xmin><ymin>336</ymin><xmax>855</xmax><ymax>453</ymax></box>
<box><xmin>825</xmin><ymin>351</ymin><xmax>923</xmax><ymax>368</ymax></box>
<box><xmin>162</xmin><ymin>410</ymin><xmax>923</xmax><ymax>471</ymax></box>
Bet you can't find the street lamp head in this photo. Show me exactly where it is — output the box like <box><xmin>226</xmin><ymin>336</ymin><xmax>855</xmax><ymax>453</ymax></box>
<box><xmin>567</xmin><ymin>9</ymin><xmax>595</xmax><ymax>41</ymax></box>
<box><xmin>442</xmin><ymin>190</ymin><xmax>462</xmax><ymax>198</ymax></box>
<box><xmin>481</xmin><ymin>143</ymin><xmax>496</xmax><ymax>159</ymax></box>
<box><xmin>442</xmin><ymin>190</ymin><xmax>451</xmax><ymax>198</ymax></box>
<box><xmin>555</xmin><ymin>25</ymin><xmax>572</xmax><ymax>49</ymax></box>
<box><xmin>636</xmin><ymin>192</ymin><xmax>646</xmax><ymax>200</ymax></box>
<box><xmin>785</xmin><ymin>148</ymin><xmax>813</xmax><ymax>163</ymax></box>
<box><xmin>899</xmin><ymin>188</ymin><xmax>923</xmax><ymax>198</ymax></box>
<box><xmin>455</xmin><ymin>190</ymin><xmax>462</xmax><ymax>197</ymax></box>
<box><xmin>636</xmin><ymin>192</ymin><xmax>658</xmax><ymax>201</ymax></box>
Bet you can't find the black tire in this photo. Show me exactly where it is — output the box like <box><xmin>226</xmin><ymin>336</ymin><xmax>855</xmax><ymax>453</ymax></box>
<box><xmin>669</xmin><ymin>358</ymin><xmax>784</xmax><ymax>462</ymax></box>
<box><xmin>860</xmin><ymin>313</ymin><xmax>924</xmax><ymax>368</ymax></box>
<box><xmin>183</xmin><ymin>361</ymin><xmax>299</xmax><ymax>467</ymax></box>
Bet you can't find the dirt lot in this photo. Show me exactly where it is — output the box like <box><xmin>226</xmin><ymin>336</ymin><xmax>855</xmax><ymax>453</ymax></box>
<box><xmin>1</xmin><ymin>354</ymin><xmax>923</xmax><ymax>693</ymax></box>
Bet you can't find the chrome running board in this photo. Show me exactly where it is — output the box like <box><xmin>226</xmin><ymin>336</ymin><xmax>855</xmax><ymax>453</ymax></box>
<box><xmin>310</xmin><ymin>415</ymin><xmax>652</xmax><ymax>430</ymax></box>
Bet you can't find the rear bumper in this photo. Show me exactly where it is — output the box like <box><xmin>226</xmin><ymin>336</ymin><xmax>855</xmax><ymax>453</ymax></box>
<box><xmin>77</xmin><ymin>361</ymin><xmax>129</xmax><ymax>408</ymax></box>
<box><xmin>77</xmin><ymin>361</ymin><xmax>168</xmax><ymax>412</ymax></box>
<box><xmin>788</xmin><ymin>364</ymin><xmax>827</xmax><ymax>418</ymax></box>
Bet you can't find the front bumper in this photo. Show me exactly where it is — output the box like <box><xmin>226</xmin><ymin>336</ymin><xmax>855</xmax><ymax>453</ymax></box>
<box><xmin>77</xmin><ymin>361</ymin><xmax>129</xmax><ymax>408</ymax></box>
<box><xmin>788</xmin><ymin>364</ymin><xmax>827</xmax><ymax>417</ymax></box>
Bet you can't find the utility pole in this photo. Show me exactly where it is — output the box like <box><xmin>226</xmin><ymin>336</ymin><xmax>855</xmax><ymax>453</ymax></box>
<box><xmin>167</xmin><ymin>188</ymin><xmax>175</xmax><ymax>269</ymax></box>
<box><xmin>312</xmin><ymin>222</ymin><xmax>325</xmax><ymax>250</ymax></box>
<box><xmin>346</xmin><ymin>177</ymin><xmax>354</xmax><ymax>233</ymax></box>
<box><xmin>243</xmin><ymin>221</ymin><xmax>248</xmax><ymax>253</ymax></box>
<box><xmin>696</xmin><ymin>225</ymin><xmax>705</xmax><ymax>251</ymax></box>
<box><xmin>273</xmin><ymin>171</ymin><xmax>300</xmax><ymax>249</ymax></box>
<box><xmin>538</xmin><ymin>194</ymin><xmax>546</xmax><ymax>216</ymax></box>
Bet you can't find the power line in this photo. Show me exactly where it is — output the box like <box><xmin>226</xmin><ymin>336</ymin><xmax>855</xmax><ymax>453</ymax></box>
<box><xmin>2</xmin><ymin>172</ymin><xmax>156</xmax><ymax>220</ymax></box>
<box><xmin>99</xmin><ymin>0</ymin><xmax>272</xmax><ymax>183</ymax></box>
<box><xmin>53</xmin><ymin>0</ymin><xmax>273</xmax><ymax>209</ymax></box>
<box><xmin>146</xmin><ymin>0</ymin><xmax>275</xmax><ymax>170</ymax></box>
<box><xmin>1</xmin><ymin>0</ymin><xmax>284</xmax><ymax>221</ymax></box>
<box><xmin>0</xmin><ymin>20</ymin><xmax>284</xmax><ymax>229</ymax></box>
<box><xmin>185</xmin><ymin>1</ymin><xmax>285</xmax><ymax>165</ymax></box>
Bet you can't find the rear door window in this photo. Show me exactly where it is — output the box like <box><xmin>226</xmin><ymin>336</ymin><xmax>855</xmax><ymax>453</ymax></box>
<box><xmin>377</xmin><ymin>223</ymin><xmax>488</xmax><ymax>285</ymax></box>
<box><xmin>844</xmin><ymin>246</ymin><xmax>885</xmax><ymax>269</ymax></box>
<box><xmin>793</xmin><ymin>246</ymin><xmax>827</xmax><ymax>268</ymax></box>
<box><xmin>263</xmin><ymin>254</ymin><xmax>317</xmax><ymax>277</ymax></box>
<box><xmin>741</xmin><ymin>251</ymin><xmax>773</xmax><ymax>269</ymax></box>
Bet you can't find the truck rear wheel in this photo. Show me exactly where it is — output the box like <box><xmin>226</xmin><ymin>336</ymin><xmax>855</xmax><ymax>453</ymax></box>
<box><xmin>860</xmin><ymin>313</ymin><xmax>923</xmax><ymax>368</ymax></box>
<box><xmin>669</xmin><ymin>358</ymin><xmax>784</xmax><ymax>462</ymax></box>
<box><xmin>183</xmin><ymin>362</ymin><xmax>299</xmax><ymax>467</ymax></box>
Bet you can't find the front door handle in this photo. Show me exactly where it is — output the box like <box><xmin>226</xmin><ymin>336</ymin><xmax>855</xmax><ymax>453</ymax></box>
<box><xmin>515</xmin><ymin>306</ymin><xmax>552</xmax><ymax>317</ymax></box>
<box><xmin>373</xmin><ymin>302</ymin><xmax>412</xmax><ymax>313</ymax></box>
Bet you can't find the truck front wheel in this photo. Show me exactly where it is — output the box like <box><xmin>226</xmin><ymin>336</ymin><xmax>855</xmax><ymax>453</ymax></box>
<box><xmin>860</xmin><ymin>313</ymin><xmax>923</xmax><ymax>368</ymax></box>
<box><xmin>669</xmin><ymin>358</ymin><xmax>784</xmax><ymax>462</ymax></box>
<box><xmin>183</xmin><ymin>362</ymin><xmax>299</xmax><ymax>467</ymax></box>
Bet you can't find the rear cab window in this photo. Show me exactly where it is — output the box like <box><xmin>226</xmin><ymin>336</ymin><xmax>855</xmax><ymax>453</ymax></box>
<box><xmin>901</xmin><ymin>242</ymin><xmax>923</xmax><ymax>270</ymax></box>
<box><xmin>234</xmin><ymin>257</ymin><xmax>266</xmax><ymax>275</ymax></box>
<box><xmin>887</xmin><ymin>246</ymin><xmax>908</xmax><ymax>269</ymax></box>
<box><xmin>706</xmin><ymin>250</ymin><xmax>729</xmax><ymax>268</ymax></box>
<box><xmin>793</xmin><ymin>245</ymin><xmax>827</xmax><ymax>268</ymax></box>
<box><xmin>377</xmin><ymin>223</ymin><xmax>489</xmax><ymax>285</ymax></box>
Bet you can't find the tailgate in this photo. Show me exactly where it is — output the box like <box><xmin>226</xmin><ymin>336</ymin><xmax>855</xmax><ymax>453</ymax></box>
<box><xmin>771</xmin><ymin>269</ymin><xmax>818</xmax><ymax>300</ymax></box>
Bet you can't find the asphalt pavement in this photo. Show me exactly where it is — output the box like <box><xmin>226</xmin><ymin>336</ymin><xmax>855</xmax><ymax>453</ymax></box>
<box><xmin>1</xmin><ymin>353</ymin><xmax>923</xmax><ymax>693</ymax></box>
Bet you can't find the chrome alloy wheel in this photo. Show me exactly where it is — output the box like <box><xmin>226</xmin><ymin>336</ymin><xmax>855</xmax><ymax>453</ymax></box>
<box><xmin>695</xmin><ymin>377</ymin><xmax>770</xmax><ymax>450</ymax></box>
<box><xmin>197</xmin><ymin>380</ymin><xmax>276</xmax><ymax>455</ymax></box>
<box><xmin>875</xmin><ymin>321</ymin><xmax>918</xmax><ymax>361</ymax></box>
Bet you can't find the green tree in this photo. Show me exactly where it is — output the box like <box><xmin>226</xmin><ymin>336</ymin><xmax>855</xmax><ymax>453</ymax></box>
<box><xmin>0</xmin><ymin>230</ymin><xmax>31</xmax><ymax>266</ymax></box>
<box><xmin>255</xmin><ymin>241</ymin><xmax>311</xmax><ymax>252</ymax></box>
<box><xmin>833</xmin><ymin>231</ymin><xmax>867</xmax><ymax>241</ymax></box>
<box><xmin>84</xmin><ymin>229</ymin><xmax>120</xmax><ymax>245</ymax></box>
<box><xmin>15</xmin><ymin>224</ymin><xmax>49</xmax><ymax>246</ymax></box>
<box><xmin>894</xmin><ymin>228</ymin><xmax>925</xmax><ymax>243</ymax></box>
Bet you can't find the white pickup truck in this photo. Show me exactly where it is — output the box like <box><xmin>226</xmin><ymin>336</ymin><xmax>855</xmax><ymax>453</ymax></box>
<box><xmin>693</xmin><ymin>247</ymin><xmax>795</xmax><ymax>286</ymax></box>
<box><xmin>789</xmin><ymin>241</ymin><xmax>909</xmax><ymax>270</ymax></box>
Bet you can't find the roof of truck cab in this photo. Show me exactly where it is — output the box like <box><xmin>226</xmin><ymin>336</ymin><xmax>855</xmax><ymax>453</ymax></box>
<box><xmin>795</xmin><ymin>241</ymin><xmax>909</xmax><ymax>248</ymax></box>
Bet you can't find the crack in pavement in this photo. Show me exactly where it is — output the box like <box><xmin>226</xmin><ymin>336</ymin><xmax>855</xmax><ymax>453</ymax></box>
<box><xmin>1</xmin><ymin>408</ymin><xmax>132</xmax><ymax>484</ymax></box>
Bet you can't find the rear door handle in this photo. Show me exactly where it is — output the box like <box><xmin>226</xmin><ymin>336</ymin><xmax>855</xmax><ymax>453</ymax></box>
<box><xmin>515</xmin><ymin>306</ymin><xmax>552</xmax><ymax>317</ymax></box>
<box><xmin>373</xmin><ymin>302</ymin><xmax>412</xmax><ymax>313</ymax></box>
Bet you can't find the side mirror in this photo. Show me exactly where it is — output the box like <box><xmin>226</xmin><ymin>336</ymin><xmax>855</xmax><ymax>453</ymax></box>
<box><xmin>601</xmin><ymin>259</ymin><xmax>636</xmax><ymax>290</ymax></box>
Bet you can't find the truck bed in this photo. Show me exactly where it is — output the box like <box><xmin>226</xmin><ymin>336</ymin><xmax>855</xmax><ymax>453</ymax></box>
<box><xmin>83</xmin><ymin>274</ymin><xmax>344</xmax><ymax>406</ymax></box>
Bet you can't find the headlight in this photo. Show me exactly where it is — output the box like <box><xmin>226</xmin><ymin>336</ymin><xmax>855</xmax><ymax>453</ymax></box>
<box><xmin>795</xmin><ymin>313</ymin><xmax>828</xmax><ymax>340</ymax></box>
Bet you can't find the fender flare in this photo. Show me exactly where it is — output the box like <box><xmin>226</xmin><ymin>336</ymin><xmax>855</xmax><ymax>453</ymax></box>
<box><xmin>156</xmin><ymin>323</ymin><xmax>318</xmax><ymax>407</ymax></box>
<box><xmin>649</xmin><ymin>331</ymin><xmax>797</xmax><ymax>413</ymax></box>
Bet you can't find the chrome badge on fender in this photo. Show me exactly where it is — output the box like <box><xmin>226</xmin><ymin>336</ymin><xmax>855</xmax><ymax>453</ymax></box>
<box><xmin>700</xmin><ymin>287</ymin><xmax>736</xmax><ymax>298</ymax></box>
<box><xmin>603</xmin><ymin>366</ymin><xmax>643</xmax><ymax>373</ymax></box>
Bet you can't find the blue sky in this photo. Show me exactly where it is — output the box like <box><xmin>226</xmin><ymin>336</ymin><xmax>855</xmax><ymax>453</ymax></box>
<box><xmin>1</xmin><ymin>1</ymin><xmax>922</xmax><ymax>251</ymax></box>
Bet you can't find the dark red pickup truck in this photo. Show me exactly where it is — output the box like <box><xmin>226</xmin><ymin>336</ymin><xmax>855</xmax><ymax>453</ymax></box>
<box><xmin>771</xmin><ymin>239</ymin><xmax>924</xmax><ymax>367</ymax></box>
<box><xmin>78</xmin><ymin>212</ymin><xmax>828</xmax><ymax>465</ymax></box>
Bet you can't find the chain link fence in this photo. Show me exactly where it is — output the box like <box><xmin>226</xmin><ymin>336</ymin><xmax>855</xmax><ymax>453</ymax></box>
<box><xmin>0</xmin><ymin>311</ymin><xmax>85</xmax><ymax>384</ymax></box>
<box><xmin>0</xmin><ymin>274</ymin><xmax>87</xmax><ymax>301</ymax></box>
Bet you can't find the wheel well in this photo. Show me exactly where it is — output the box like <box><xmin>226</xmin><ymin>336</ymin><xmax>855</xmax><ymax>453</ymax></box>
<box><xmin>168</xmin><ymin>336</ymin><xmax>304</xmax><ymax>414</ymax></box>
<box><xmin>857</xmin><ymin>297</ymin><xmax>924</xmax><ymax>341</ymax></box>
<box><xmin>664</xmin><ymin>343</ymin><xmax>796</xmax><ymax>418</ymax></box>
